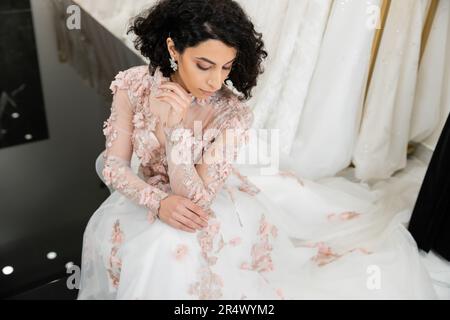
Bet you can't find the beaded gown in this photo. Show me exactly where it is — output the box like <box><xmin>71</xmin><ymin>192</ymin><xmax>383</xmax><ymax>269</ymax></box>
<box><xmin>77</xmin><ymin>65</ymin><xmax>437</xmax><ymax>300</ymax></box>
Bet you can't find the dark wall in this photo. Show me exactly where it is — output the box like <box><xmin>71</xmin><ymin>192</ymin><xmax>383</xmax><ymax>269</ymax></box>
<box><xmin>0</xmin><ymin>0</ymin><xmax>111</xmax><ymax>299</ymax></box>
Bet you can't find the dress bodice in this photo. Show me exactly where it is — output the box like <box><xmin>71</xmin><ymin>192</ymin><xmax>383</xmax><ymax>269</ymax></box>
<box><xmin>102</xmin><ymin>65</ymin><xmax>254</xmax><ymax>221</ymax></box>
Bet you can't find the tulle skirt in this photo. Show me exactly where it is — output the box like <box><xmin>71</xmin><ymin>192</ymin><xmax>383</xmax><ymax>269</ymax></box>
<box><xmin>77</xmin><ymin>159</ymin><xmax>437</xmax><ymax>299</ymax></box>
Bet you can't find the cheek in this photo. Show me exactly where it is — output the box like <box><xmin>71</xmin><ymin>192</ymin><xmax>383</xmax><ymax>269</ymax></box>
<box><xmin>187</xmin><ymin>74</ymin><xmax>201</xmax><ymax>89</ymax></box>
<box><xmin>188</xmin><ymin>71</ymin><xmax>206</xmax><ymax>88</ymax></box>
<box><xmin>181</xmin><ymin>64</ymin><xmax>200</xmax><ymax>87</ymax></box>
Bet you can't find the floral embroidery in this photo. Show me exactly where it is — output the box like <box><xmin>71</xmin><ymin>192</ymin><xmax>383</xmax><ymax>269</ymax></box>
<box><xmin>174</xmin><ymin>244</ymin><xmax>189</xmax><ymax>261</ymax></box>
<box><xmin>102</xmin><ymin>102</ymin><xmax>119</xmax><ymax>149</ymax></box>
<box><xmin>188</xmin><ymin>217</ymin><xmax>227</xmax><ymax>299</ymax></box>
<box><xmin>132</xmin><ymin>112</ymin><xmax>146</xmax><ymax>129</ymax></box>
<box><xmin>133</xmin><ymin>129</ymin><xmax>161</xmax><ymax>166</ymax></box>
<box><xmin>107</xmin><ymin>219</ymin><xmax>124</xmax><ymax>288</ymax></box>
<box><xmin>164</xmin><ymin>126</ymin><xmax>197</xmax><ymax>165</ymax></box>
<box><xmin>233</xmin><ymin>167</ymin><xmax>261</xmax><ymax>196</ymax></box>
<box><xmin>207</xmin><ymin>163</ymin><xmax>234</xmax><ymax>186</ymax></box>
<box><xmin>101</xmin><ymin>155</ymin><xmax>168</xmax><ymax>220</ymax></box>
<box><xmin>311</xmin><ymin>243</ymin><xmax>342</xmax><ymax>266</ymax></box>
<box><xmin>304</xmin><ymin>241</ymin><xmax>372</xmax><ymax>267</ymax></box>
<box><xmin>102</xmin><ymin>66</ymin><xmax>170</xmax><ymax>223</ymax></box>
<box><xmin>188</xmin><ymin>266</ymin><xmax>224</xmax><ymax>300</ymax></box>
<box><xmin>162</xmin><ymin>98</ymin><xmax>253</xmax><ymax>214</ymax></box>
<box><xmin>327</xmin><ymin>211</ymin><xmax>361</xmax><ymax>221</ymax></box>
<box><xmin>241</xmin><ymin>214</ymin><xmax>278</xmax><ymax>273</ymax></box>
<box><xmin>229</xmin><ymin>237</ymin><xmax>242</xmax><ymax>246</ymax></box>
<box><xmin>138</xmin><ymin>186</ymin><xmax>166</xmax><ymax>223</ymax></box>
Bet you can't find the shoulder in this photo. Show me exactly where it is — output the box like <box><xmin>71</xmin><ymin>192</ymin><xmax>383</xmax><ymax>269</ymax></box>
<box><xmin>109</xmin><ymin>65</ymin><xmax>150</xmax><ymax>95</ymax></box>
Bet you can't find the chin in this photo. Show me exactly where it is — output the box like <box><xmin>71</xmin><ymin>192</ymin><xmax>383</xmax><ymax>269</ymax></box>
<box><xmin>199</xmin><ymin>89</ymin><xmax>215</xmax><ymax>97</ymax></box>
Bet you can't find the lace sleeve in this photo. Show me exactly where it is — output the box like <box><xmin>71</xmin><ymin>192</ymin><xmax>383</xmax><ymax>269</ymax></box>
<box><xmin>163</xmin><ymin>102</ymin><xmax>253</xmax><ymax>212</ymax></box>
<box><xmin>102</xmin><ymin>87</ymin><xmax>169</xmax><ymax>222</ymax></box>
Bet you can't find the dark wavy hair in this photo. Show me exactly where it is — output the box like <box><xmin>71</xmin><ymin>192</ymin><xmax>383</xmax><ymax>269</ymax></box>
<box><xmin>127</xmin><ymin>0</ymin><xmax>268</xmax><ymax>101</ymax></box>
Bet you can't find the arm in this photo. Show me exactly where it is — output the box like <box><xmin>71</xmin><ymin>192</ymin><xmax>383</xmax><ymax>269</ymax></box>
<box><xmin>163</xmin><ymin>103</ymin><xmax>253</xmax><ymax>211</ymax></box>
<box><xmin>102</xmin><ymin>88</ymin><xmax>169</xmax><ymax>222</ymax></box>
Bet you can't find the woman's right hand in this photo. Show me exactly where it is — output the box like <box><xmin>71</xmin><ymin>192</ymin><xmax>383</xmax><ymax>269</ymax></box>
<box><xmin>156</xmin><ymin>81</ymin><xmax>193</xmax><ymax>128</ymax></box>
<box><xmin>158</xmin><ymin>195</ymin><xmax>209</xmax><ymax>232</ymax></box>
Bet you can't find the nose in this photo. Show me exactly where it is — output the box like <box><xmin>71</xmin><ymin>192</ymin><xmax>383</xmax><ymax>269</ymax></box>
<box><xmin>207</xmin><ymin>72</ymin><xmax>223</xmax><ymax>92</ymax></box>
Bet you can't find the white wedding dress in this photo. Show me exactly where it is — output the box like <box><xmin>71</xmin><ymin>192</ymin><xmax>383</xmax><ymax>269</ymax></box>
<box><xmin>76</xmin><ymin>65</ymin><xmax>438</xmax><ymax>300</ymax></box>
<box><xmin>354</xmin><ymin>0</ymin><xmax>430</xmax><ymax>181</ymax></box>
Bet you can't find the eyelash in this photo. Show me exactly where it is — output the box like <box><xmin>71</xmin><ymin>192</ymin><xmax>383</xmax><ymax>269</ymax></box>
<box><xmin>197</xmin><ymin>64</ymin><xmax>232</xmax><ymax>71</ymax></box>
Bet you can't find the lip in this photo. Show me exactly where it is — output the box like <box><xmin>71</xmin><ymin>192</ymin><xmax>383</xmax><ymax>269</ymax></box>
<box><xmin>200</xmin><ymin>89</ymin><xmax>215</xmax><ymax>96</ymax></box>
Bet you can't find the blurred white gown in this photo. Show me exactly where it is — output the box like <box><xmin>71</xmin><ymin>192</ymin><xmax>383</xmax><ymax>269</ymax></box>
<box><xmin>77</xmin><ymin>66</ymin><xmax>437</xmax><ymax>300</ymax></box>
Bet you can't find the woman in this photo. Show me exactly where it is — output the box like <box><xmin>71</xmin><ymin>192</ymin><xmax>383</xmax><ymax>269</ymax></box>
<box><xmin>78</xmin><ymin>0</ymin><xmax>437</xmax><ymax>299</ymax></box>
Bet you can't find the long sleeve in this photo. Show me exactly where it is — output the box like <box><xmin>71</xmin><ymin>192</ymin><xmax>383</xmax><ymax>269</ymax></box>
<box><xmin>163</xmin><ymin>102</ymin><xmax>253</xmax><ymax>212</ymax></box>
<box><xmin>102</xmin><ymin>88</ymin><xmax>169</xmax><ymax>222</ymax></box>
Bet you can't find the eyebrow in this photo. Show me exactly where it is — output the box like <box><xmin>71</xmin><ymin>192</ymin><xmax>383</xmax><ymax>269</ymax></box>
<box><xmin>196</xmin><ymin>57</ymin><xmax>236</xmax><ymax>65</ymax></box>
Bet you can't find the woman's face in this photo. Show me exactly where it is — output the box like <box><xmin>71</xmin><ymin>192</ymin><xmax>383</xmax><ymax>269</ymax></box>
<box><xmin>167</xmin><ymin>38</ymin><xmax>237</xmax><ymax>99</ymax></box>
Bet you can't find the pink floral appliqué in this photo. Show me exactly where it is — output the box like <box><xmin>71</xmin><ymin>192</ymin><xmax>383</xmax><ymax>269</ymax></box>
<box><xmin>327</xmin><ymin>211</ymin><xmax>361</xmax><ymax>222</ymax></box>
<box><xmin>174</xmin><ymin>244</ymin><xmax>189</xmax><ymax>261</ymax></box>
<box><xmin>107</xmin><ymin>219</ymin><xmax>124</xmax><ymax>288</ymax></box>
<box><xmin>233</xmin><ymin>167</ymin><xmax>261</xmax><ymax>196</ymax></box>
<box><xmin>241</xmin><ymin>214</ymin><xmax>278</xmax><ymax>273</ymax></box>
<box><xmin>188</xmin><ymin>217</ymin><xmax>226</xmax><ymax>299</ymax></box>
<box><xmin>305</xmin><ymin>241</ymin><xmax>373</xmax><ymax>267</ymax></box>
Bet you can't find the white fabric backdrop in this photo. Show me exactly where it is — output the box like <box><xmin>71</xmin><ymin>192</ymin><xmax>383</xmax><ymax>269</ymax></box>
<box><xmin>353</xmin><ymin>0</ymin><xmax>430</xmax><ymax>181</ymax></box>
<box><xmin>69</xmin><ymin>0</ymin><xmax>450</xmax><ymax>180</ymax></box>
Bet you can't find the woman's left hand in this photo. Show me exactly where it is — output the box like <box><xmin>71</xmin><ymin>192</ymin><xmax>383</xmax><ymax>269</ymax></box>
<box><xmin>156</xmin><ymin>81</ymin><xmax>193</xmax><ymax>127</ymax></box>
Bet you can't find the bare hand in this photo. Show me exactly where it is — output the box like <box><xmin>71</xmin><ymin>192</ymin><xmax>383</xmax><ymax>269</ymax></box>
<box><xmin>158</xmin><ymin>194</ymin><xmax>209</xmax><ymax>233</ymax></box>
<box><xmin>156</xmin><ymin>81</ymin><xmax>193</xmax><ymax>127</ymax></box>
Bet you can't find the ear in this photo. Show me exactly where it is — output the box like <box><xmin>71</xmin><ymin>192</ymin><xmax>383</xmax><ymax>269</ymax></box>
<box><xmin>166</xmin><ymin>37</ymin><xmax>178</xmax><ymax>60</ymax></box>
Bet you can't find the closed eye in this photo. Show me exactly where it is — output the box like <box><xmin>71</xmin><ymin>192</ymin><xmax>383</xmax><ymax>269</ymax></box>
<box><xmin>197</xmin><ymin>64</ymin><xmax>232</xmax><ymax>71</ymax></box>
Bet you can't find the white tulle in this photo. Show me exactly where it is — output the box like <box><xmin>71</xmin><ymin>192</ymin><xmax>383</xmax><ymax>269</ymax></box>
<box><xmin>78</xmin><ymin>131</ymin><xmax>441</xmax><ymax>299</ymax></box>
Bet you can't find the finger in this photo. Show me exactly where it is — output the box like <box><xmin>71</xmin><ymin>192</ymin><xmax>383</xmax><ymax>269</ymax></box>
<box><xmin>183</xmin><ymin>200</ymin><xmax>209</xmax><ymax>219</ymax></box>
<box><xmin>179</xmin><ymin>208</ymin><xmax>208</xmax><ymax>228</ymax></box>
<box><xmin>158</xmin><ymin>91</ymin><xmax>188</xmax><ymax>113</ymax></box>
<box><xmin>160</xmin><ymin>82</ymin><xmax>192</xmax><ymax>104</ymax></box>
<box><xmin>169</xmin><ymin>218</ymin><xmax>196</xmax><ymax>233</ymax></box>
<box><xmin>175</xmin><ymin>211</ymin><xmax>205</xmax><ymax>230</ymax></box>
<box><xmin>156</xmin><ymin>95</ymin><xmax>183</xmax><ymax>114</ymax></box>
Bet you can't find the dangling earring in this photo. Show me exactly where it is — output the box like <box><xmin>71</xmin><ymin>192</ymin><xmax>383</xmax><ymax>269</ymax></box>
<box><xmin>169</xmin><ymin>56</ymin><xmax>178</xmax><ymax>71</ymax></box>
<box><xmin>225</xmin><ymin>78</ymin><xmax>235</xmax><ymax>90</ymax></box>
